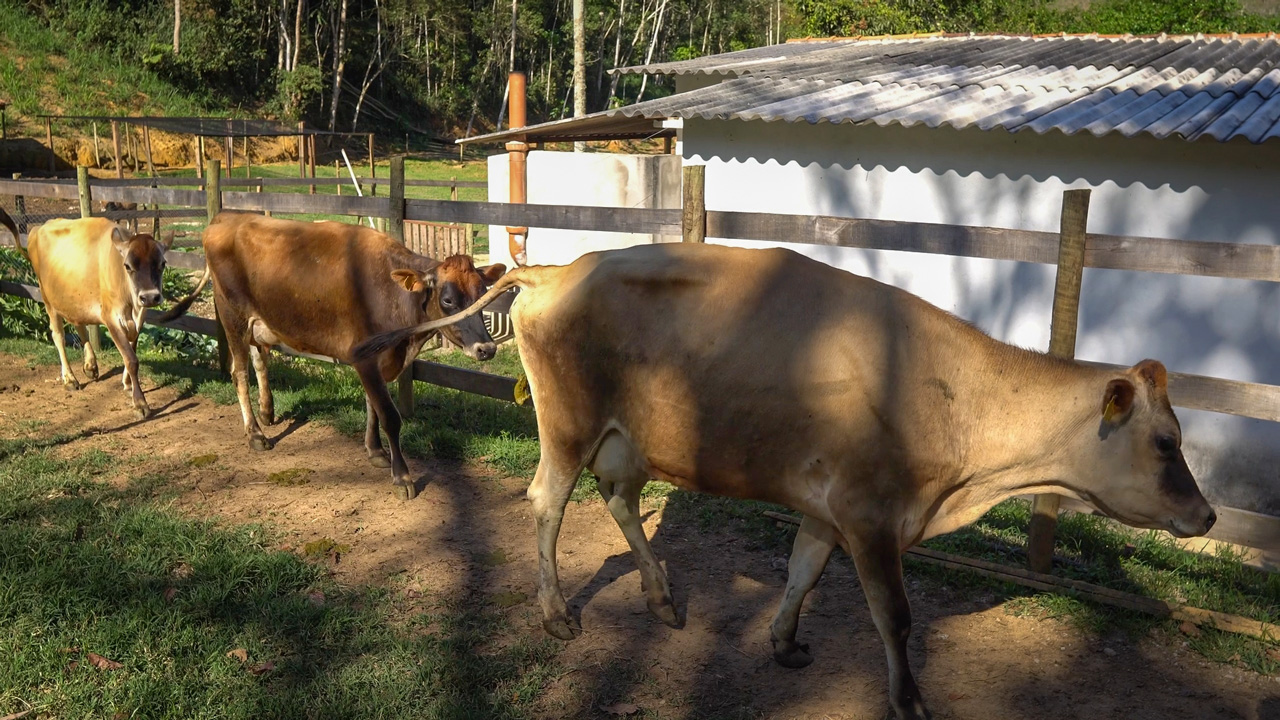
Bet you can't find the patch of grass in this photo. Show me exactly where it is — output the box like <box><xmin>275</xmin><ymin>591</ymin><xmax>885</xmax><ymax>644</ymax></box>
<box><xmin>268</xmin><ymin>468</ymin><xmax>312</xmax><ymax>487</ymax></box>
<box><xmin>0</xmin><ymin>434</ymin><xmax>561</xmax><ymax>719</ymax></box>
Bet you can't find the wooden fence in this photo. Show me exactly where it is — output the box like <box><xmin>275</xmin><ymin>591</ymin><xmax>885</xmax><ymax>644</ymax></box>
<box><xmin>1</xmin><ymin>161</ymin><xmax>1279</xmax><ymax>570</ymax></box>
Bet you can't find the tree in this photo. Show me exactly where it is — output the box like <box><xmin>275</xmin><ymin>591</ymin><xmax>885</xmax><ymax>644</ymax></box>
<box><xmin>573</xmin><ymin>0</ymin><xmax>586</xmax><ymax>149</ymax></box>
<box><xmin>327</xmin><ymin>0</ymin><xmax>350</xmax><ymax>132</ymax></box>
<box><xmin>173</xmin><ymin>0</ymin><xmax>181</xmax><ymax>55</ymax></box>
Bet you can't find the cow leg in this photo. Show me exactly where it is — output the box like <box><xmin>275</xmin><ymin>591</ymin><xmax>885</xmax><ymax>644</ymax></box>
<box><xmin>250</xmin><ymin>345</ymin><xmax>274</xmax><ymax>425</ymax></box>
<box><xmin>46</xmin><ymin>308</ymin><xmax>79</xmax><ymax>391</ymax></box>
<box><xmin>228</xmin><ymin>335</ymin><xmax>271</xmax><ymax>451</ymax></box>
<box><xmin>590</xmin><ymin>433</ymin><xmax>680</xmax><ymax>628</ymax></box>
<box><xmin>353</xmin><ymin>363</ymin><xmax>412</xmax><ymax>497</ymax></box>
<box><xmin>770</xmin><ymin>514</ymin><xmax>838</xmax><ymax>669</ymax></box>
<box><xmin>103</xmin><ymin>321</ymin><xmax>149</xmax><ymax>420</ymax></box>
<box><xmin>848</xmin><ymin>533</ymin><xmax>930</xmax><ymax>720</ymax></box>
<box><xmin>74</xmin><ymin>325</ymin><xmax>98</xmax><ymax>381</ymax></box>
<box><xmin>363</xmin><ymin>395</ymin><xmax>391</xmax><ymax>468</ymax></box>
<box><xmin>527</xmin><ymin>451</ymin><xmax>583</xmax><ymax>640</ymax></box>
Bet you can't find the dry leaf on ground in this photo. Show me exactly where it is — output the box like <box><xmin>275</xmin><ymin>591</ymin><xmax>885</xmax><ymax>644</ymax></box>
<box><xmin>248</xmin><ymin>661</ymin><xmax>275</xmax><ymax>676</ymax></box>
<box><xmin>226</xmin><ymin>648</ymin><xmax>249</xmax><ymax>663</ymax></box>
<box><xmin>1179</xmin><ymin>621</ymin><xmax>1203</xmax><ymax>638</ymax></box>
<box><xmin>87</xmin><ymin>652</ymin><xmax>123</xmax><ymax>670</ymax></box>
<box><xmin>601</xmin><ymin>703</ymin><xmax>640</xmax><ymax>716</ymax></box>
<box><xmin>0</xmin><ymin>710</ymin><xmax>33</xmax><ymax>720</ymax></box>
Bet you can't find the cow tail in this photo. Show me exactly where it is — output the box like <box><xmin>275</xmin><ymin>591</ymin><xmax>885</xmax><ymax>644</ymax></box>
<box><xmin>155</xmin><ymin>262</ymin><xmax>213</xmax><ymax>323</ymax></box>
<box><xmin>351</xmin><ymin>268</ymin><xmax>532</xmax><ymax>362</ymax></box>
<box><xmin>0</xmin><ymin>207</ymin><xmax>23</xmax><ymax>260</ymax></box>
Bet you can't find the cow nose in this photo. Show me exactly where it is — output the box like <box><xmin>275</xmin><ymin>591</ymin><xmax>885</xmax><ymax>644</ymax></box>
<box><xmin>140</xmin><ymin>291</ymin><xmax>162</xmax><ymax>307</ymax></box>
<box><xmin>1204</xmin><ymin>509</ymin><xmax>1217</xmax><ymax>533</ymax></box>
<box><xmin>474</xmin><ymin>343</ymin><xmax>496</xmax><ymax>361</ymax></box>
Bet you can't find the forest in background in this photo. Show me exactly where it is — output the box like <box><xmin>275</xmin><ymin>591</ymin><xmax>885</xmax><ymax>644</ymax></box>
<box><xmin>4</xmin><ymin>0</ymin><xmax>1280</xmax><ymax>140</ymax></box>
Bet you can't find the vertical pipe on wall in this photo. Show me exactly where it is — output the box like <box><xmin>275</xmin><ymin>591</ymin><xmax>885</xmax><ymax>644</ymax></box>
<box><xmin>504</xmin><ymin>72</ymin><xmax>529</xmax><ymax>266</ymax></box>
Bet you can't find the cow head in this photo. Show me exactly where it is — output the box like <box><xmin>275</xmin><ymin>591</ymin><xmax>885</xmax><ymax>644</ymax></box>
<box><xmin>112</xmin><ymin>227</ymin><xmax>172</xmax><ymax>309</ymax></box>
<box><xmin>390</xmin><ymin>255</ymin><xmax>506</xmax><ymax>361</ymax></box>
<box><xmin>1065</xmin><ymin>360</ymin><xmax>1216</xmax><ymax>538</ymax></box>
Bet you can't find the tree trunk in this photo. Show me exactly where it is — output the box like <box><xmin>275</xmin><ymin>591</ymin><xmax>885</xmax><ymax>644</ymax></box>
<box><xmin>607</xmin><ymin>0</ymin><xmax>627</xmax><ymax>106</ymax></box>
<box><xmin>293</xmin><ymin>0</ymin><xmax>304</xmax><ymax>71</ymax></box>
<box><xmin>327</xmin><ymin>0</ymin><xmax>349</xmax><ymax>132</ymax></box>
<box><xmin>573</xmin><ymin>0</ymin><xmax>586</xmax><ymax>151</ymax></box>
<box><xmin>636</xmin><ymin>0</ymin><xmax>669</xmax><ymax>102</ymax></box>
<box><xmin>173</xmin><ymin>0</ymin><xmax>181</xmax><ymax>55</ymax></box>
<box><xmin>351</xmin><ymin>0</ymin><xmax>387</xmax><ymax>131</ymax></box>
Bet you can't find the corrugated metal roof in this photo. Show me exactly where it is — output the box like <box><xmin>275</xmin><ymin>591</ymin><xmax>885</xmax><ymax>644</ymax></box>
<box><xmin>587</xmin><ymin>34</ymin><xmax>1280</xmax><ymax>144</ymax></box>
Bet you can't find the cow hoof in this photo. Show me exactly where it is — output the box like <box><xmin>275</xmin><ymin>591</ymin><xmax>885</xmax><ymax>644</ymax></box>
<box><xmin>133</xmin><ymin>406</ymin><xmax>151</xmax><ymax>422</ymax></box>
<box><xmin>261</xmin><ymin>412</ymin><xmax>277</xmax><ymax>426</ymax></box>
<box><xmin>542</xmin><ymin>616</ymin><xmax>581</xmax><ymax>641</ymax></box>
<box><xmin>63</xmin><ymin>379</ymin><xmax>81</xmax><ymax>391</ymax></box>
<box><xmin>771</xmin><ymin>639</ymin><xmax>814</xmax><ymax>669</ymax></box>
<box><xmin>394</xmin><ymin>481</ymin><xmax>419</xmax><ymax>501</ymax></box>
<box><xmin>647</xmin><ymin>599</ymin><xmax>682</xmax><ymax>628</ymax></box>
<box><xmin>889</xmin><ymin>701</ymin><xmax>932</xmax><ymax>720</ymax></box>
<box><xmin>368</xmin><ymin>453</ymin><xmax>392</xmax><ymax>469</ymax></box>
<box><xmin>85</xmin><ymin>366</ymin><xmax>99</xmax><ymax>381</ymax></box>
<box><xmin>249</xmin><ymin>436</ymin><xmax>273</xmax><ymax>452</ymax></box>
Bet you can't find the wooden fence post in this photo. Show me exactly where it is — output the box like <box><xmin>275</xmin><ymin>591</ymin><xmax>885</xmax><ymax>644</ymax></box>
<box><xmin>77</xmin><ymin>166</ymin><xmax>92</xmax><ymax>218</ymax></box>
<box><xmin>45</xmin><ymin>117</ymin><xmax>56</xmax><ymax>173</ymax></box>
<box><xmin>308</xmin><ymin>134</ymin><xmax>317</xmax><ymax>195</ymax></box>
<box><xmin>244</xmin><ymin>136</ymin><xmax>252</xmax><ymax>178</ymax></box>
<box><xmin>110</xmin><ymin>120</ymin><xmax>123</xmax><ymax>179</ymax></box>
<box><xmin>367</xmin><ymin>133</ymin><xmax>376</xmax><ymax>197</ymax></box>
<box><xmin>12</xmin><ymin>173</ymin><xmax>25</xmax><ymax>236</ymax></box>
<box><xmin>389</xmin><ymin>154</ymin><xmax>413</xmax><ymax>416</ymax></box>
<box><xmin>206</xmin><ymin>159</ymin><xmax>229</xmax><ymax>376</ymax></box>
<box><xmin>682</xmin><ymin>164</ymin><xmax>706</xmax><ymax>243</ymax></box>
<box><xmin>196</xmin><ymin>137</ymin><xmax>205</xmax><ymax>180</ymax></box>
<box><xmin>92</xmin><ymin>122</ymin><xmax>101</xmax><ymax>167</ymax></box>
<box><xmin>336</xmin><ymin>160</ymin><xmax>342</xmax><ymax>196</ymax></box>
<box><xmin>225</xmin><ymin>136</ymin><xmax>233</xmax><ymax>178</ymax></box>
<box><xmin>1027</xmin><ymin>188</ymin><xmax>1092</xmax><ymax>574</ymax></box>
<box><xmin>77</xmin><ymin>166</ymin><xmax>100</xmax><ymax>353</ymax></box>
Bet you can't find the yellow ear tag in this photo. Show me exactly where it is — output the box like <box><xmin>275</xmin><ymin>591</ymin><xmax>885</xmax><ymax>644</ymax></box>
<box><xmin>1103</xmin><ymin>396</ymin><xmax>1119</xmax><ymax>423</ymax></box>
<box><xmin>514</xmin><ymin>373</ymin><xmax>533</xmax><ymax>407</ymax></box>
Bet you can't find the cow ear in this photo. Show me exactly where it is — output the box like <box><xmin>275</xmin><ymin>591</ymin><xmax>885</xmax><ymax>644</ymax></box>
<box><xmin>390</xmin><ymin>269</ymin><xmax>427</xmax><ymax>293</ymax></box>
<box><xmin>161</xmin><ymin>232</ymin><xmax>176</xmax><ymax>250</ymax></box>
<box><xmin>478</xmin><ymin>263</ymin><xmax>507</xmax><ymax>285</ymax></box>
<box><xmin>1133</xmin><ymin>359</ymin><xmax>1167</xmax><ymax>391</ymax></box>
<box><xmin>1102</xmin><ymin>378</ymin><xmax>1136</xmax><ymax>426</ymax></box>
<box><xmin>111</xmin><ymin>226</ymin><xmax>131</xmax><ymax>257</ymax></box>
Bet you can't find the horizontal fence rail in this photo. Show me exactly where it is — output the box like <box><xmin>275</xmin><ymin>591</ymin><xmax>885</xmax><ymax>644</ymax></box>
<box><xmin>0</xmin><ymin>177</ymin><xmax>486</xmax><ymax>189</ymax></box>
<box><xmin>0</xmin><ymin>279</ymin><xmax>513</xmax><ymax>402</ymax></box>
<box><xmin>3</xmin><ymin>171</ymin><xmax>1280</xmax><ymax>559</ymax></box>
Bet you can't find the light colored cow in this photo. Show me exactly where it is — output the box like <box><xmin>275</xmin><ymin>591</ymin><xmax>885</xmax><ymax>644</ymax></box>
<box><xmin>2</xmin><ymin>209</ymin><xmax>170</xmax><ymax>419</ymax></box>
<box><xmin>354</xmin><ymin>242</ymin><xmax>1216</xmax><ymax>719</ymax></box>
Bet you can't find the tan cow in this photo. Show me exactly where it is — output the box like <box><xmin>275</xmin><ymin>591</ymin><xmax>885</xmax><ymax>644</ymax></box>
<box><xmin>356</xmin><ymin>242</ymin><xmax>1215</xmax><ymax>719</ymax></box>
<box><xmin>161</xmin><ymin>212</ymin><xmax>505</xmax><ymax>499</ymax></box>
<box><xmin>1</xmin><ymin>208</ymin><xmax>170</xmax><ymax>419</ymax></box>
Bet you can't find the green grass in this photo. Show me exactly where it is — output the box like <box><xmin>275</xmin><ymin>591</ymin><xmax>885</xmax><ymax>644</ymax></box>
<box><xmin>0</xmin><ymin>431</ymin><xmax>560</xmax><ymax>719</ymax></box>
<box><xmin>0</xmin><ymin>0</ymin><xmax>214</xmax><ymax>134</ymax></box>
<box><xmin>156</xmin><ymin>159</ymin><xmax>493</xmax><ymax>254</ymax></box>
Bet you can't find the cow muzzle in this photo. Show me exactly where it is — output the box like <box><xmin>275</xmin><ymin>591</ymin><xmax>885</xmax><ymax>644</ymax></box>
<box><xmin>465</xmin><ymin>341</ymin><xmax>497</xmax><ymax>361</ymax></box>
<box><xmin>1169</xmin><ymin>503</ymin><xmax>1217</xmax><ymax>538</ymax></box>
<box><xmin>139</xmin><ymin>290</ymin><xmax>163</xmax><ymax>308</ymax></box>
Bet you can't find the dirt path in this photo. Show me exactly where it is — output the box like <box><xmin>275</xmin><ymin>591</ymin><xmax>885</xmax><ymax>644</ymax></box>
<box><xmin>2</xmin><ymin>352</ymin><xmax>1277</xmax><ymax>720</ymax></box>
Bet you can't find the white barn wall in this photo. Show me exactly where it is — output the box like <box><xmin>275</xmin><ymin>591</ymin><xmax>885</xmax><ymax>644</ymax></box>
<box><xmin>683</xmin><ymin>117</ymin><xmax>1280</xmax><ymax>513</ymax></box>
<box><xmin>487</xmin><ymin>150</ymin><xmax>681</xmax><ymax>269</ymax></box>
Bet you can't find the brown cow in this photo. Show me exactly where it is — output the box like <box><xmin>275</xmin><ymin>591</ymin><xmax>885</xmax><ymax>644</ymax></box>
<box><xmin>162</xmin><ymin>211</ymin><xmax>505</xmax><ymax>499</ymax></box>
<box><xmin>2</xmin><ymin>208</ymin><xmax>170</xmax><ymax>419</ymax></box>
<box><xmin>355</xmin><ymin>243</ymin><xmax>1215</xmax><ymax>719</ymax></box>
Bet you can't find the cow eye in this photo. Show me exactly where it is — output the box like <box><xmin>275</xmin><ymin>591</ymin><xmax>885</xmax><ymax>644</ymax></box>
<box><xmin>1155</xmin><ymin>435</ymin><xmax>1178</xmax><ymax>456</ymax></box>
<box><xmin>123</xmin><ymin>263</ymin><xmax>134</xmax><ymax>272</ymax></box>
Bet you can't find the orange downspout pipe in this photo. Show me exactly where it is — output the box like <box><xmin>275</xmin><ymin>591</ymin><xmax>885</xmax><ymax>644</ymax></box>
<box><xmin>505</xmin><ymin>72</ymin><xmax>529</xmax><ymax>266</ymax></box>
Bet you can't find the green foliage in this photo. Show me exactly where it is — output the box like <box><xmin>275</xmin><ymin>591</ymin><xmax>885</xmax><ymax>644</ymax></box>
<box><xmin>270</xmin><ymin>65</ymin><xmax>326</xmax><ymax>122</ymax></box>
<box><xmin>0</xmin><ymin>247</ymin><xmax>45</xmax><ymax>340</ymax></box>
<box><xmin>795</xmin><ymin>0</ymin><xmax>1280</xmax><ymax>37</ymax></box>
